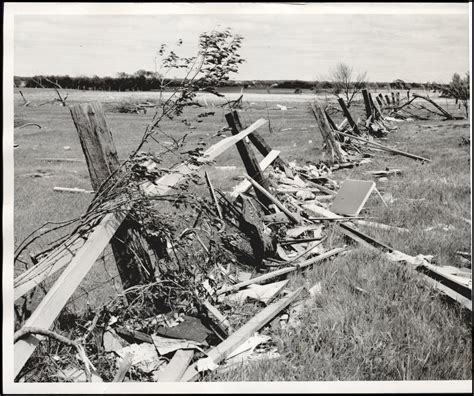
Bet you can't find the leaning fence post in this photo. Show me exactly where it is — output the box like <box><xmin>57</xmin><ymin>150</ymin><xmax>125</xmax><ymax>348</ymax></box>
<box><xmin>338</xmin><ymin>97</ymin><xmax>361</xmax><ymax>135</ymax></box>
<box><xmin>375</xmin><ymin>95</ymin><xmax>384</xmax><ymax>109</ymax></box>
<box><xmin>225</xmin><ymin>111</ymin><xmax>271</xmax><ymax>206</ymax></box>
<box><xmin>244</xmin><ymin>123</ymin><xmax>289</xmax><ymax>172</ymax></box>
<box><xmin>69</xmin><ymin>102</ymin><xmax>155</xmax><ymax>292</ymax></box>
<box><xmin>361</xmin><ymin>89</ymin><xmax>372</xmax><ymax>119</ymax></box>
<box><xmin>310</xmin><ymin>100</ymin><xmax>345</xmax><ymax>164</ymax></box>
<box><xmin>369</xmin><ymin>93</ymin><xmax>382</xmax><ymax>119</ymax></box>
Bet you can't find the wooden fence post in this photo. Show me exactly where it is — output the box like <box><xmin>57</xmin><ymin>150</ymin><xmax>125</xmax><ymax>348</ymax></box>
<box><xmin>337</xmin><ymin>97</ymin><xmax>361</xmax><ymax>135</ymax></box>
<box><xmin>69</xmin><ymin>102</ymin><xmax>155</xmax><ymax>292</ymax></box>
<box><xmin>310</xmin><ymin>101</ymin><xmax>344</xmax><ymax>163</ymax></box>
<box><xmin>244</xmin><ymin>123</ymin><xmax>289</xmax><ymax>172</ymax></box>
<box><xmin>361</xmin><ymin>89</ymin><xmax>372</xmax><ymax>119</ymax></box>
<box><xmin>225</xmin><ymin>111</ymin><xmax>271</xmax><ymax>206</ymax></box>
<box><xmin>369</xmin><ymin>93</ymin><xmax>382</xmax><ymax>119</ymax></box>
<box><xmin>375</xmin><ymin>95</ymin><xmax>384</xmax><ymax>109</ymax></box>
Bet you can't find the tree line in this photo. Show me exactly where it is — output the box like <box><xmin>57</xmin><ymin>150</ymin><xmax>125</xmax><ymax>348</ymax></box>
<box><xmin>13</xmin><ymin>71</ymin><xmax>439</xmax><ymax>92</ymax></box>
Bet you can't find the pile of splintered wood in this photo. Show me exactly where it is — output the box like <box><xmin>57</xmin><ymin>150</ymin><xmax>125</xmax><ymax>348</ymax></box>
<box><xmin>373</xmin><ymin>91</ymin><xmax>465</xmax><ymax>121</ymax></box>
<box><xmin>311</xmin><ymin>89</ymin><xmax>431</xmax><ymax>166</ymax></box>
<box><xmin>14</xmin><ymin>107</ymin><xmax>471</xmax><ymax>384</ymax></box>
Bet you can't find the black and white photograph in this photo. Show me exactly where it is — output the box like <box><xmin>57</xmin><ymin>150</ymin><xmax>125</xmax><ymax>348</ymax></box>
<box><xmin>3</xmin><ymin>2</ymin><xmax>472</xmax><ymax>393</ymax></box>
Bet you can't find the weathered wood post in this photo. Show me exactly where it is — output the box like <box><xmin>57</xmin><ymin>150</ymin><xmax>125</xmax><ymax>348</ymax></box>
<box><xmin>385</xmin><ymin>94</ymin><xmax>392</xmax><ymax>106</ymax></box>
<box><xmin>361</xmin><ymin>89</ymin><xmax>372</xmax><ymax>119</ymax></box>
<box><xmin>244</xmin><ymin>123</ymin><xmax>289</xmax><ymax>172</ymax></box>
<box><xmin>70</xmin><ymin>102</ymin><xmax>155</xmax><ymax>292</ymax></box>
<box><xmin>324</xmin><ymin>110</ymin><xmax>338</xmax><ymax>131</ymax></box>
<box><xmin>311</xmin><ymin>100</ymin><xmax>344</xmax><ymax>163</ymax></box>
<box><xmin>338</xmin><ymin>97</ymin><xmax>361</xmax><ymax>135</ymax></box>
<box><xmin>391</xmin><ymin>92</ymin><xmax>396</xmax><ymax>105</ymax></box>
<box><xmin>369</xmin><ymin>93</ymin><xmax>382</xmax><ymax>119</ymax></box>
<box><xmin>375</xmin><ymin>95</ymin><xmax>384</xmax><ymax>109</ymax></box>
<box><xmin>225</xmin><ymin>111</ymin><xmax>271</xmax><ymax>206</ymax></box>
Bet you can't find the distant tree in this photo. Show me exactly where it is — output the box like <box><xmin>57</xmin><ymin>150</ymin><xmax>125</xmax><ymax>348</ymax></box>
<box><xmin>446</xmin><ymin>72</ymin><xmax>470</xmax><ymax>116</ymax></box>
<box><xmin>328</xmin><ymin>62</ymin><xmax>367</xmax><ymax>107</ymax></box>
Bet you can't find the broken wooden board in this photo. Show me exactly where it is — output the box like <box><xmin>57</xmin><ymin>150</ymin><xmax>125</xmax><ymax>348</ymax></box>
<box><xmin>113</xmin><ymin>353</ymin><xmax>132</xmax><ymax>382</ymax></box>
<box><xmin>365</xmin><ymin>169</ymin><xmax>402</xmax><ymax>177</ymax></box>
<box><xmin>302</xmin><ymin>203</ymin><xmax>345</xmax><ymax>219</ymax></box>
<box><xmin>181</xmin><ymin>287</ymin><xmax>304</xmax><ymax>382</ymax></box>
<box><xmin>330</xmin><ymin>180</ymin><xmax>376</xmax><ymax>216</ymax></box>
<box><xmin>230</xmin><ymin>150</ymin><xmax>280</xmax><ymax>198</ymax></box>
<box><xmin>155</xmin><ymin>349</ymin><xmax>194</xmax><ymax>382</ymax></box>
<box><xmin>246</xmin><ymin>176</ymin><xmax>302</xmax><ymax>224</ymax></box>
<box><xmin>217</xmin><ymin>247</ymin><xmax>346</xmax><ymax>295</ymax></box>
<box><xmin>225</xmin><ymin>280</ymin><xmax>289</xmax><ymax>305</ymax></box>
<box><xmin>53</xmin><ymin>186</ymin><xmax>94</xmax><ymax>194</ymax></box>
<box><xmin>203</xmin><ymin>300</ymin><xmax>233</xmax><ymax>334</ymax></box>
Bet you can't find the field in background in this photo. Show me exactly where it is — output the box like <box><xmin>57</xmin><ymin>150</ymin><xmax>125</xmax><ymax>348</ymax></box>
<box><xmin>12</xmin><ymin>88</ymin><xmax>471</xmax><ymax>380</ymax></box>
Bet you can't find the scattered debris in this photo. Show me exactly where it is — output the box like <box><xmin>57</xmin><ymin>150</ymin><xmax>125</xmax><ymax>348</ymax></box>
<box><xmin>224</xmin><ymin>280</ymin><xmax>289</xmax><ymax>305</ymax></box>
<box><xmin>115</xmin><ymin>343</ymin><xmax>164</xmax><ymax>374</ymax></box>
<box><xmin>56</xmin><ymin>367</ymin><xmax>103</xmax><ymax>383</ymax></box>
<box><xmin>14</xmin><ymin>99</ymin><xmax>472</xmax><ymax>384</ymax></box>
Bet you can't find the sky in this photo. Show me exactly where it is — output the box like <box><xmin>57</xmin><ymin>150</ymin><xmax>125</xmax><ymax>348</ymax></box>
<box><xmin>12</xmin><ymin>3</ymin><xmax>470</xmax><ymax>83</ymax></box>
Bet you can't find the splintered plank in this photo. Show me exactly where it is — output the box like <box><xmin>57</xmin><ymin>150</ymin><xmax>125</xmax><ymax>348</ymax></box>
<box><xmin>230</xmin><ymin>150</ymin><xmax>280</xmax><ymax>198</ymax></box>
<box><xmin>246</xmin><ymin>176</ymin><xmax>302</xmax><ymax>224</ymax></box>
<box><xmin>14</xmin><ymin>211</ymin><xmax>126</xmax><ymax>376</ymax></box>
<box><xmin>14</xmin><ymin>118</ymin><xmax>269</xmax><ymax>378</ymax></box>
<box><xmin>155</xmin><ymin>350</ymin><xmax>194</xmax><ymax>382</ymax></box>
<box><xmin>181</xmin><ymin>287</ymin><xmax>304</xmax><ymax>382</ymax></box>
<box><xmin>333</xmin><ymin>129</ymin><xmax>431</xmax><ymax>162</ymax></box>
<box><xmin>217</xmin><ymin>247</ymin><xmax>346</xmax><ymax>295</ymax></box>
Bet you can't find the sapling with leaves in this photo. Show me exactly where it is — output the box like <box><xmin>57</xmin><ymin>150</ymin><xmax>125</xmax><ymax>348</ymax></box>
<box><xmin>137</xmin><ymin>29</ymin><xmax>245</xmax><ymax>155</ymax></box>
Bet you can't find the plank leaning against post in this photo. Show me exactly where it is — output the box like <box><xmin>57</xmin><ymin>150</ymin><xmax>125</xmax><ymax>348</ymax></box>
<box><xmin>69</xmin><ymin>102</ymin><xmax>155</xmax><ymax>291</ymax></box>
<box><xmin>361</xmin><ymin>88</ymin><xmax>372</xmax><ymax>119</ymax></box>
<box><xmin>310</xmin><ymin>100</ymin><xmax>345</xmax><ymax>163</ymax></box>
<box><xmin>337</xmin><ymin>97</ymin><xmax>361</xmax><ymax>135</ymax></box>
<box><xmin>225</xmin><ymin>111</ymin><xmax>272</xmax><ymax>206</ymax></box>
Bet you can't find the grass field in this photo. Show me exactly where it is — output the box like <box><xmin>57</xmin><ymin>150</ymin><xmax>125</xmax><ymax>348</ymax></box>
<box><xmin>12</xmin><ymin>88</ymin><xmax>471</xmax><ymax>381</ymax></box>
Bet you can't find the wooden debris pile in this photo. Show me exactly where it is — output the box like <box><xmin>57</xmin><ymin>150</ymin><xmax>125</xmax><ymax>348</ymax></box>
<box><xmin>312</xmin><ymin>90</ymin><xmax>432</xmax><ymax>166</ymax></box>
<box><xmin>13</xmin><ymin>105</ymin><xmax>471</xmax><ymax>384</ymax></box>
<box><xmin>375</xmin><ymin>91</ymin><xmax>466</xmax><ymax>121</ymax></box>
